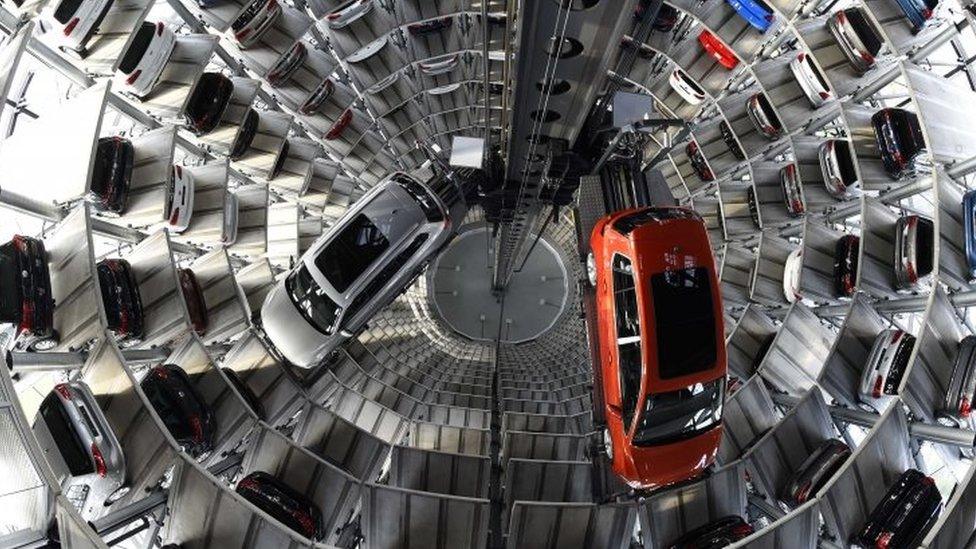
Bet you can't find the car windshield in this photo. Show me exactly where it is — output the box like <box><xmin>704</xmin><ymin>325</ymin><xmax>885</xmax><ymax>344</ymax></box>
<box><xmin>315</xmin><ymin>213</ymin><xmax>390</xmax><ymax>292</ymax></box>
<box><xmin>847</xmin><ymin>9</ymin><xmax>882</xmax><ymax>55</ymax></box>
<box><xmin>890</xmin><ymin>111</ymin><xmax>925</xmax><ymax>158</ymax></box>
<box><xmin>232</xmin><ymin>0</ymin><xmax>265</xmax><ymax>31</ymax></box>
<box><xmin>119</xmin><ymin>22</ymin><xmax>154</xmax><ymax>74</ymax></box>
<box><xmin>631</xmin><ymin>377</ymin><xmax>724</xmax><ymax>446</ymax></box>
<box><xmin>39</xmin><ymin>393</ymin><xmax>94</xmax><ymax>476</ymax></box>
<box><xmin>286</xmin><ymin>265</ymin><xmax>342</xmax><ymax>334</ymax></box>
<box><xmin>652</xmin><ymin>267</ymin><xmax>717</xmax><ymax>379</ymax></box>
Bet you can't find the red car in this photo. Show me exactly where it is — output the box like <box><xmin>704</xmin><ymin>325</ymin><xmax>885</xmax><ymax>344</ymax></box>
<box><xmin>588</xmin><ymin>207</ymin><xmax>726</xmax><ymax>490</ymax></box>
<box><xmin>698</xmin><ymin>30</ymin><xmax>739</xmax><ymax>69</ymax></box>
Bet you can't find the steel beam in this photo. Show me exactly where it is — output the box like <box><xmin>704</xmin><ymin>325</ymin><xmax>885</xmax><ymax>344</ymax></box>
<box><xmin>772</xmin><ymin>393</ymin><xmax>976</xmax><ymax>447</ymax></box>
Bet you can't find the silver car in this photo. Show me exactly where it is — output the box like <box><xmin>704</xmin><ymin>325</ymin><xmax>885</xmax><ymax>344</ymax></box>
<box><xmin>827</xmin><ymin>7</ymin><xmax>883</xmax><ymax>75</ymax></box>
<box><xmin>261</xmin><ymin>173</ymin><xmax>455</xmax><ymax>368</ymax></box>
<box><xmin>894</xmin><ymin>214</ymin><xmax>934</xmax><ymax>290</ymax></box>
<box><xmin>33</xmin><ymin>382</ymin><xmax>127</xmax><ymax>516</ymax></box>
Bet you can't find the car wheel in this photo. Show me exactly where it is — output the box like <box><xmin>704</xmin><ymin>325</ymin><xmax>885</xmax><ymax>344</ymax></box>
<box><xmin>104</xmin><ymin>485</ymin><xmax>130</xmax><ymax>506</ymax></box>
<box><xmin>602</xmin><ymin>428</ymin><xmax>613</xmax><ymax>462</ymax></box>
<box><xmin>586</xmin><ymin>252</ymin><xmax>597</xmax><ymax>287</ymax></box>
<box><xmin>28</xmin><ymin>331</ymin><xmax>59</xmax><ymax>352</ymax></box>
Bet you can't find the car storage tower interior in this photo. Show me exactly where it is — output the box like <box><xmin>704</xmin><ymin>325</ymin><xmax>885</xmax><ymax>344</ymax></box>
<box><xmin>7</xmin><ymin>0</ymin><xmax>976</xmax><ymax>546</ymax></box>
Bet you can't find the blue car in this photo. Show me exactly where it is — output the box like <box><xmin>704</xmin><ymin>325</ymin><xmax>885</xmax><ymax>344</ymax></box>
<box><xmin>726</xmin><ymin>0</ymin><xmax>775</xmax><ymax>32</ymax></box>
<box><xmin>894</xmin><ymin>0</ymin><xmax>937</xmax><ymax>32</ymax></box>
<box><xmin>965</xmin><ymin>190</ymin><xmax>976</xmax><ymax>278</ymax></box>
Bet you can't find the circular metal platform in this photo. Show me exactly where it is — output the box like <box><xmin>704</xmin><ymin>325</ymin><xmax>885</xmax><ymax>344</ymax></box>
<box><xmin>429</xmin><ymin>226</ymin><xmax>569</xmax><ymax>344</ymax></box>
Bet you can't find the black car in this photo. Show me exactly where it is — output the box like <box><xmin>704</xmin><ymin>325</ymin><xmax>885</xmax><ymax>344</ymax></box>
<box><xmin>407</xmin><ymin>15</ymin><xmax>452</xmax><ymax>35</ymax></box>
<box><xmin>686</xmin><ymin>141</ymin><xmax>715</xmax><ymax>181</ymax></box>
<box><xmin>140</xmin><ymin>364</ymin><xmax>216</xmax><ymax>458</ymax></box>
<box><xmin>184</xmin><ymin>72</ymin><xmax>234</xmax><ymax>136</ymax></box>
<box><xmin>720</xmin><ymin>121</ymin><xmax>745</xmax><ymax>161</ymax></box>
<box><xmin>231</xmin><ymin>109</ymin><xmax>259</xmax><ymax>160</ymax></box>
<box><xmin>88</xmin><ymin>137</ymin><xmax>134</xmax><ymax>214</ymax></box>
<box><xmin>872</xmin><ymin>108</ymin><xmax>927</xmax><ymax>179</ymax></box>
<box><xmin>781</xmin><ymin>439</ymin><xmax>851</xmax><ymax>509</ymax></box>
<box><xmin>269</xmin><ymin>140</ymin><xmax>289</xmax><ymax>179</ymax></box>
<box><xmin>222</xmin><ymin>368</ymin><xmax>266</xmax><ymax>420</ymax></box>
<box><xmin>834</xmin><ymin>234</ymin><xmax>860</xmax><ymax>297</ymax></box>
<box><xmin>943</xmin><ymin>335</ymin><xmax>976</xmax><ymax>423</ymax></box>
<box><xmin>235</xmin><ymin>471</ymin><xmax>324</xmax><ymax>541</ymax></box>
<box><xmin>855</xmin><ymin>469</ymin><xmax>942</xmax><ymax>549</ymax></box>
<box><xmin>667</xmin><ymin>515</ymin><xmax>754</xmax><ymax>548</ymax></box>
<box><xmin>97</xmin><ymin>258</ymin><xmax>144</xmax><ymax>341</ymax></box>
<box><xmin>0</xmin><ymin>236</ymin><xmax>57</xmax><ymax>351</ymax></box>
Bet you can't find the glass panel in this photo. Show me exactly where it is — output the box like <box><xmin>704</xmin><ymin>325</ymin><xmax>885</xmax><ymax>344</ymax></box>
<box><xmin>651</xmin><ymin>267</ymin><xmax>717</xmax><ymax>379</ymax></box>
<box><xmin>632</xmin><ymin>378</ymin><xmax>724</xmax><ymax>447</ymax></box>
<box><xmin>286</xmin><ymin>265</ymin><xmax>342</xmax><ymax>334</ymax></box>
<box><xmin>315</xmin><ymin>214</ymin><xmax>391</xmax><ymax>292</ymax></box>
<box><xmin>613</xmin><ymin>255</ymin><xmax>641</xmax><ymax>429</ymax></box>
<box><xmin>39</xmin><ymin>393</ymin><xmax>93</xmax><ymax>476</ymax></box>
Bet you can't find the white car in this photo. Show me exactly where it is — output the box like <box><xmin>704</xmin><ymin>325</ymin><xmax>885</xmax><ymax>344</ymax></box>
<box><xmin>858</xmin><ymin>329</ymin><xmax>916</xmax><ymax>410</ymax></box>
<box><xmin>231</xmin><ymin>0</ymin><xmax>280</xmax><ymax>49</ymax></box>
<box><xmin>115</xmin><ymin>21</ymin><xmax>176</xmax><ymax>98</ymax></box>
<box><xmin>669</xmin><ymin>68</ymin><xmax>705</xmax><ymax>105</ymax></box>
<box><xmin>261</xmin><ymin>172</ymin><xmax>454</xmax><ymax>368</ymax></box>
<box><xmin>783</xmin><ymin>248</ymin><xmax>802</xmax><ymax>304</ymax></box>
<box><xmin>51</xmin><ymin>0</ymin><xmax>113</xmax><ymax>54</ymax></box>
<box><xmin>166</xmin><ymin>164</ymin><xmax>195</xmax><ymax>233</ymax></box>
<box><xmin>419</xmin><ymin>54</ymin><xmax>460</xmax><ymax>76</ymax></box>
<box><xmin>222</xmin><ymin>192</ymin><xmax>239</xmax><ymax>246</ymax></box>
<box><xmin>789</xmin><ymin>52</ymin><xmax>833</xmax><ymax>108</ymax></box>
<box><xmin>326</xmin><ymin>0</ymin><xmax>372</xmax><ymax>29</ymax></box>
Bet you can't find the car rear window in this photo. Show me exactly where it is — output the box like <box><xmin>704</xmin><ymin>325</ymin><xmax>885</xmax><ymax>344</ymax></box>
<box><xmin>39</xmin><ymin>393</ymin><xmax>94</xmax><ymax>476</ymax></box>
<box><xmin>395</xmin><ymin>176</ymin><xmax>443</xmax><ymax>222</ymax></box>
<box><xmin>0</xmin><ymin>242</ymin><xmax>21</xmax><ymax>321</ymax></box>
<box><xmin>806</xmin><ymin>56</ymin><xmax>830</xmax><ymax>90</ymax></box>
<box><xmin>53</xmin><ymin>0</ymin><xmax>82</xmax><ymax>24</ymax></box>
<box><xmin>835</xmin><ymin>140</ymin><xmax>858</xmax><ymax>185</ymax></box>
<box><xmin>680</xmin><ymin>70</ymin><xmax>705</xmax><ymax>95</ymax></box>
<box><xmin>847</xmin><ymin>8</ymin><xmax>882</xmax><ymax>56</ymax></box>
<box><xmin>315</xmin><ymin>214</ymin><xmax>390</xmax><ymax>292</ymax></box>
<box><xmin>916</xmin><ymin>217</ymin><xmax>934</xmax><ymax>275</ymax></box>
<box><xmin>890</xmin><ymin>110</ymin><xmax>925</xmax><ymax>158</ymax></box>
<box><xmin>651</xmin><ymin>266</ymin><xmax>717</xmax><ymax>379</ymax></box>
<box><xmin>119</xmin><ymin>22</ymin><xmax>154</xmax><ymax>74</ymax></box>
<box><xmin>233</xmin><ymin>0</ymin><xmax>264</xmax><ymax>31</ymax></box>
<box><xmin>757</xmin><ymin>93</ymin><xmax>781</xmax><ymax>128</ymax></box>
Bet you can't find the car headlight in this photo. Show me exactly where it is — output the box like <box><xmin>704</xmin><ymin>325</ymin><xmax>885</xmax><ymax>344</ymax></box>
<box><xmin>586</xmin><ymin>252</ymin><xmax>597</xmax><ymax>286</ymax></box>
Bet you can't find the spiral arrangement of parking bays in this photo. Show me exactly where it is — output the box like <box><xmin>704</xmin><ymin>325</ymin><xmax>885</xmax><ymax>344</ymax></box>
<box><xmin>8</xmin><ymin>0</ymin><xmax>976</xmax><ymax>547</ymax></box>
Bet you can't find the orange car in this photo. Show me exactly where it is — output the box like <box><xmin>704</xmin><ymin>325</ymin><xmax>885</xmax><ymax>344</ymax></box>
<box><xmin>587</xmin><ymin>206</ymin><xmax>727</xmax><ymax>490</ymax></box>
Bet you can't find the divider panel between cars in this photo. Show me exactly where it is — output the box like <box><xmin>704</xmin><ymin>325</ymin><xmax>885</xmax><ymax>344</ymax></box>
<box><xmin>817</xmin><ymin>293</ymin><xmax>890</xmax><ymax>408</ymax></box>
<box><xmin>194</xmin><ymin>77</ymin><xmax>261</xmax><ymax>156</ymax></box>
<box><xmin>504</xmin><ymin>501</ymin><xmax>637</xmax><ymax>549</ymax></box>
<box><xmin>637</xmin><ymin>461</ymin><xmax>748</xmax><ymax>549</ymax></box>
<box><xmin>171</xmin><ymin>160</ymin><xmax>230</xmax><ymax>248</ymax></box>
<box><xmin>231</xmin><ymin>110</ymin><xmax>292</xmax><ymax>181</ymax></box>
<box><xmin>360</xmin><ymin>482</ymin><xmax>489</xmax><ymax>549</ymax></box>
<box><xmin>757</xmin><ymin>302</ymin><xmax>837</xmax><ymax>395</ymax></box>
<box><xmin>138</xmin><ymin>34</ymin><xmax>218</xmax><ymax>120</ymax></box>
<box><xmin>124</xmin><ymin>229</ymin><xmax>193</xmax><ymax>349</ymax></box>
<box><xmin>187</xmin><ymin>248</ymin><xmax>250</xmax><ymax>345</ymax></box>
<box><xmin>717</xmin><ymin>374</ymin><xmax>782</xmax><ymax>465</ymax></box>
<box><xmin>387</xmin><ymin>445</ymin><xmax>489</xmax><ymax>498</ymax></box>
<box><xmin>228</xmin><ymin>185</ymin><xmax>270</xmax><ymax>259</ymax></box>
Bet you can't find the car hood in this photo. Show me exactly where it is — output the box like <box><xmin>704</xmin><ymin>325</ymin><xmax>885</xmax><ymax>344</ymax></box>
<box><xmin>260</xmin><ymin>283</ymin><xmax>336</xmax><ymax>368</ymax></box>
<box><xmin>619</xmin><ymin>425</ymin><xmax>722</xmax><ymax>489</ymax></box>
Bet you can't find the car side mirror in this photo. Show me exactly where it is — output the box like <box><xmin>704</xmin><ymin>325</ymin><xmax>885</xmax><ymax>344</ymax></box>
<box><xmin>339</xmin><ymin>329</ymin><xmax>354</xmax><ymax>338</ymax></box>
